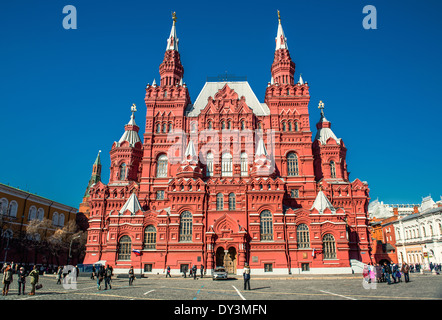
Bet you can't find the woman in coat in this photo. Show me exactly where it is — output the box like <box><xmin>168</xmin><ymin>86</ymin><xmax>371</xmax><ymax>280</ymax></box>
<box><xmin>28</xmin><ymin>265</ymin><xmax>39</xmax><ymax>295</ymax></box>
<box><xmin>2</xmin><ymin>264</ymin><xmax>13</xmax><ymax>296</ymax></box>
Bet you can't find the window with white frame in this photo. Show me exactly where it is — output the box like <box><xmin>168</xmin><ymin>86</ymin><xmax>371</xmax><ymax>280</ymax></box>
<box><xmin>221</xmin><ymin>153</ymin><xmax>232</xmax><ymax>177</ymax></box>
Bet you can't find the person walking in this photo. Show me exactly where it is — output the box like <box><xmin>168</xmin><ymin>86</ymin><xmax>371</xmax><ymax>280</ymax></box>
<box><xmin>383</xmin><ymin>262</ymin><xmax>392</xmax><ymax>285</ymax></box>
<box><xmin>56</xmin><ymin>266</ymin><xmax>63</xmax><ymax>285</ymax></box>
<box><xmin>200</xmin><ymin>264</ymin><xmax>204</xmax><ymax>278</ymax></box>
<box><xmin>243</xmin><ymin>263</ymin><xmax>251</xmax><ymax>290</ymax></box>
<box><xmin>128</xmin><ymin>266</ymin><xmax>135</xmax><ymax>286</ymax></box>
<box><xmin>192</xmin><ymin>265</ymin><xmax>197</xmax><ymax>280</ymax></box>
<box><xmin>401</xmin><ymin>262</ymin><xmax>410</xmax><ymax>283</ymax></box>
<box><xmin>91</xmin><ymin>265</ymin><xmax>96</xmax><ymax>280</ymax></box>
<box><xmin>17</xmin><ymin>266</ymin><xmax>27</xmax><ymax>295</ymax></box>
<box><xmin>28</xmin><ymin>265</ymin><xmax>39</xmax><ymax>295</ymax></box>
<box><xmin>2</xmin><ymin>264</ymin><xmax>13</xmax><ymax>296</ymax></box>
<box><xmin>104</xmin><ymin>264</ymin><xmax>113</xmax><ymax>290</ymax></box>
<box><xmin>97</xmin><ymin>265</ymin><xmax>105</xmax><ymax>290</ymax></box>
<box><xmin>166</xmin><ymin>266</ymin><xmax>171</xmax><ymax>278</ymax></box>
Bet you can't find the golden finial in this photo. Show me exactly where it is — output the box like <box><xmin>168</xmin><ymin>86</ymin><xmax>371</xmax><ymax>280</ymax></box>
<box><xmin>172</xmin><ymin>11</ymin><xmax>177</xmax><ymax>25</ymax></box>
<box><xmin>131</xmin><ymin>103</ymin><xmax>137</xmax><ymax>113</ymax></box>
<box><xmin>277</xmin><ymin>10</ymin><xmax>281</xmax><ymax>23</ymax></box>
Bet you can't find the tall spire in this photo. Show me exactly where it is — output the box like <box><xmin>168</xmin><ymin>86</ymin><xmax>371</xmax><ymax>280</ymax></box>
<box><xmin>271</xmin><ymin>10</ymin><xmax>295</xmax><ymax>85</ymax></box>
<box><xmin>166</xmin><ymin>11</ymin><xmax>179</xmax><ymax>51</ymax></box>
<box><xmin>315</xmin><ymin>100</ymin><xmax>341</xmax><ymax>145</ymax></box>
<box><xmin>159</xmin><ymin>11</ymin><xmax>184</xmax><ymax>87</ymax></box>
<box><xmin>117</xmin><ymin>104</ymin><xmax>141</xmax><ymax>147</ymax></box>
<box><xmin>275</xmin><ymin>10</ymin><xmax>288</xmax><ymax>50</ymax></box>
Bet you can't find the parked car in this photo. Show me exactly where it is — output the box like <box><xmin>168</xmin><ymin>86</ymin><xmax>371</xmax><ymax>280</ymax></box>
<box><xmin>212</xmin><ymin>266</ymin><xmax>228</xmax><ymax>280</ymax></box>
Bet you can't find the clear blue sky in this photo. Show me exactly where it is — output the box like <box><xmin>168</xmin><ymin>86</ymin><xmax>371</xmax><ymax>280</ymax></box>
<box><xmin>0</xmin><ymin>0</ymin><xmax>441</xmax><ymax>208</ymax></box>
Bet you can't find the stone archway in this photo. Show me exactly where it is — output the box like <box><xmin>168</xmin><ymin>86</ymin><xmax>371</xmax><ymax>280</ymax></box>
<box><xmin>215</xmin><ymin>247</ymin><xmax>225</xmax><ymax>268</ymax></box>
<box><xmin>225</xmin><ymin>247</ymin><xmax>237</xmax><ymax>274</ymax></box>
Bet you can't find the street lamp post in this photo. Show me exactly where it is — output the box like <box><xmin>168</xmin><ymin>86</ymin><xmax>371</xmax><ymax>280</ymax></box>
<box><xmin>67</xmin><ymin>235</ymin><xmax>81</xmax><ymax>266</ymax></box>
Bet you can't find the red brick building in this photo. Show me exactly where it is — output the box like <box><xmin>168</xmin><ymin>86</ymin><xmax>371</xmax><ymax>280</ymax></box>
<box><xmin>83</xmin><ymin>13</ymin><xmax>371</xmax><ymax>275</ymax></box>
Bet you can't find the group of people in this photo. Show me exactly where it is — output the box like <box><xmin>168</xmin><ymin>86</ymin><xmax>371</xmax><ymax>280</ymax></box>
<box><xmin>178</xmin><ymin>265</ymin><xmax>205</xmax><ymax>279</ymax></box>
<box><xmin>90</xmin><ymin>264</ymin><xmax>114</xmax><ymax>290</ymax></box>
<box><xmin>1</xmin><ymin>263</ymin><xmax>40</xmax><ymax>296</ymax></box>
<box><xmin>363</xmin><ymin>261</ymin><xmax>413</xmax><ymax>285</ymax></box>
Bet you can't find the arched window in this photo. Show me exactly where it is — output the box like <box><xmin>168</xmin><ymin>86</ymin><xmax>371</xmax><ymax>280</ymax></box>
<box><xmin>228</xmin><ymin>193</ymin><xmax>236</xmax><ymax>211</ymax></box>
<box><xmin>58</xmin><ymin>213</ymin><xmax>65</xmax><ymax>226</ymax></box>
<box><xmin>119</xmin><ymin>163</ymin><xmax>127</xmax><ymax>180</ymax></box>
<box><xmin>168</xmin><ymin>123</ymin><xmax>173</xmax><ymax>132</ymax></box>
<box><xmin>8</xmin><ymin>201</ymin><xmax>18</xmax><ymax>217</ymax></box>
<box><xmin>241</xmin><ymin>120</ymin><xmax>245</xmax><ymax>130</ymax></box>
<box><xmin>117</xmin><ymin>235</ymin><xmax>132</xmax><ymax>260</ymax></box>
<box><xmin>156</xmin><ymin>123</ymin><xmax>161</xmax><ymax>133</ymax></box>
<box><xmin>282</xmin><ymin>121</ymin><xmax>287</xmax><ymax>132</ymax></box>
<box><xmin>227</xmin><ymin>120</ymin><xmax>231</xmax><ymax>129</ymax></box>
<box><xmin>221</xmin><ymin>121</ymin><xmax>226</xmax><ymax>129</ymax></box>
<box><xmin>288</xmin><ymin>121</ymin><xmax>292</xmax><ymax>131</ymax></box>
<box><xmin>287</xmin><ymin>152</ymin><xmax>299</xmax><ymax>176</ymax></box>
<box><xmin>260</xmin><ymin>210</ymin><xmax>273</xmax><ymax>241</ymax></box>
<box><xmin>294</xmin><ymin>121</ymin><xmax>299</xmax><ymax>132</ymax></box>
<box><xmin>240</xmin><ymin>152</ymin><xmax>248</xmax><ymax>176</ymax></box>
<box><xmin>163</xmin><ymin>123</ymin><xmax>167</xmax><ymax>133</ymax></box>
<box><xmin>330</xmin><ymin>161</ymin><xmax>336</xmax><ymax>178</ymax></box>
<box><xmin>323</xmin><ymin>234</ymin><xmax>336</xmax><ymax>259</ymax></box>
<box><xmin>208</xmin><ymin>121</ymin><xmax>213</xmax><ymax>130</ymax></box>
<box><xmin>52</xmin><ymin>212</ymin><xmax>59</xmax><ymax>226</ymax></box>
<box><xmin>29</xmin><ymin>206</ymin><xmax>37</xmax><ymax>220</ymax></box>
<box><xmin>179</xmin><ymin>211</ymin><xmax>192</xmax><ymax>242</ymax></box>
<box><xmin>221</xmin><ymin>153</ymin><xmax>232</xmax><ymax>176</ymax></box>
<box><xmin>37</xmin><ymin>208</ymin><xmax>44</xmax><ymax>221</ymax></box>
<box><xmin>206</xmin><ymin>152</ymin><xmax>214</xmax><ymax>177</ymax></box>
<box><xmin>144</xmin><ymin>225</ymin><xmax>157</xmax><ymax>249</ymax></box>
<box><xmin>156</xmin><ymin>154</ymin><xmax>168</xmax><ymax>177</ymax></box>
<box><xmin>0</xmin><ymin>198</ymin><xmax>8</xmax><ymax>215</ymax></box>
<box><xmin>297</xmin><ymin>224</ymin><xmax>310</xmax><ymax>248</ymax></box>
<box><xmin>216</xmin><ymin>193</ymin><xmax>224</xmax><ymax>211</ymax></box>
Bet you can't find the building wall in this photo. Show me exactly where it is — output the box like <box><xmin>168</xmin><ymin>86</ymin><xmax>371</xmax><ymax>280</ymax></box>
<box><xmin>0</xmin><ymin>183</ymin><xmax>78</xmax><ymax>265</ymax></box>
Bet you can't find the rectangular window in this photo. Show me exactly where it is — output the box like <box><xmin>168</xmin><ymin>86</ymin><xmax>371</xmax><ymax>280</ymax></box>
<box><xmin>301</xmin><ymin>263</ymin><xmax>310</xmax><ymax>271</ymax></box>
<box><xmin>291</xmin><ymin>189</ymin><xmax>299</xmax><ymax>198</ymax></box>
<box><xmin>264</xmin><ymin>263</ymin><xmax>273</xmax><ymax>272</ymax></box>
<box><xmin>144</xmin><ymin>264</ymin><xmax>153</xmax><ymax>272</ymax></box>
<box><xmin>156</xmin><ymin>190</ymin><xmax>165</xmax><ymax>200</ymax></box>
<box><xmin>180</xmin><ymin>264</ymin><xmax>189</xmax><ymax>273</ymax></box>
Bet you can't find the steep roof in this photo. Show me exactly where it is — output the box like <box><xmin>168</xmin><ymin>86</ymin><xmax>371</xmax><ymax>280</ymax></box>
<box><xmin>119</xmin><ymin>192</ymin><xmax>142</xmax><ymax>215</ymax></box>
<box><xmin>186</xmin><ymin>81</ymin><xmax>270</xmax><ymax>117</ymax></box>
<box><xmin>311</xmin><ymin>190</ymin><xmax>336</xmax><ymax>214</ymax></box>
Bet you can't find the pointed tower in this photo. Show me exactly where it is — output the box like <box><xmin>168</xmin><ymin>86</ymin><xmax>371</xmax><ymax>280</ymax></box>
<box><xmin>271</xmin><ymin>10</ymin><xmax>296</xmax><ymax>86</ymax></box>
<box><xmin>79</xmin><ymin>151</ymin><xmax>102</xmax><ymax>217</ymax></box>
<box><xmin>142</xmin><ymin>12</ymin><xmax>192</xmax><ymax>200</ymax></box>
<box><xmin>312</xmin><ymin>101</ymin><xmax>349</xmax><ymax>181</ymax></box>
<box><xmin>159</xmin><ymin>11</ymin><xmax>184</xmax><ymax>87</ymax></box>
<box><xmin>109</xmin><ymin>104</ymin><xmax>143</xmax><ymax>184</ymax></box>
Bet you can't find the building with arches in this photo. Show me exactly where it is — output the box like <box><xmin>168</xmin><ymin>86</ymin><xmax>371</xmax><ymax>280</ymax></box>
<box><xmin>83</xmin><ymin>12</ymin><xmax>371</xmax><ymax>275</ymax></box>
<box><xmin>0</xmin><ymin>182</ymin><xmax>78</xmax><ymax>265</ymax></box>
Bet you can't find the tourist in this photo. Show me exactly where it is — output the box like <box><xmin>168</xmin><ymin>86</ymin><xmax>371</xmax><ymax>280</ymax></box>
<box><xmin>200</xmin><ymin>264</ymin><xmax>204</xmax><ymax>278</ymax></box>
<box><xmin>97</xmin><ymin>265</ymin><xmax>105</xmax><ymax>290</ymax></box>
<box><xmin>56</xmin><ymin>266</ymin><xmax>63</xmax><ymax>285</ymax></box>
<box><xmin>104</xmin><ymin>264</ymin><xmax>113</xmax><ymax>290</ymax></box>
<box><xmin>243</xmin><ymin>263</ymin><xmax>251</xmax><ymax>290</ymax></box>
<box><xmin>383</xmin><ymin>262</ymin><xmax>392</xmax><ymax>285</ymax></box>
<box><xmin>17</xmin><ymin>266</ymin><xmax>27</xmax><ymax>295</ymax></box>
<box><xmin>128</xmin><ymin>266</ymin><xmax>135</xmax><ymax>285</ymax></box>
<box><xmin>192</xmin><ymin>265</ymin><xmax>197</xmax><ymax>280</ymax></box>
<box><xmin>166</xmin><ymin>266</ymin><xmax>171</xmax><ymax>278</ymax></box>
<box><xmin>28</xmin><ymin>265</ymin><xmax>39</xmax><ymax>295</ymax></box>
<box><xmin>401</xmin><ymin>262</ymin><xmax>410</xmax><ymax>283</ymax></box>
<box><xmin>2</xmin><ymin>264</ymin><xmax>13</xmax><ymax>296</ymax></box>
<box><xmin>91</xmin><ymin>265</ymin><xmax>96</xmax><ymax>280</ymax></box>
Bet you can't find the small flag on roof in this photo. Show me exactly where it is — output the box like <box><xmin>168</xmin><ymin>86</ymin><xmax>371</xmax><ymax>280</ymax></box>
<box><xmin>133</xmin><ymin>249</ymin><xmax>141</xmax><ymax>256</ymax></box>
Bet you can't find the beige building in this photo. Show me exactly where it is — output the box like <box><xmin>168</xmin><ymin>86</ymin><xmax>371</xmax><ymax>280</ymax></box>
<box><xmin>0</xmin><ymin>182</ymin><xmax>78</xmax><ymax>265</ymax></box>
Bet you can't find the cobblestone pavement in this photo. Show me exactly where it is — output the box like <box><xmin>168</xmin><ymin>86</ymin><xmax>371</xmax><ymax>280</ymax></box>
<box><xmin>1</xmin><ymin>272</ymin><xmax>441</xmax><ymax>301</ymax></box>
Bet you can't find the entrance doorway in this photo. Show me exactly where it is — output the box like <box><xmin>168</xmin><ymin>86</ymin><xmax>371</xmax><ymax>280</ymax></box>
<box><xmin>215</xmin><ymin>246</ymin><xmax>237</xmax><ymax>274</ymax></box>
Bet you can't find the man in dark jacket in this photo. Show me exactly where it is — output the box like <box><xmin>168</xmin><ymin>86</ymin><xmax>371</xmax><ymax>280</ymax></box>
<box><xmin>104</xmin><ymin>265</ymin><xmax>112</xmax><ymax>290</ymax></box>
<box><xmin>383</xmin><ymin>262</ymin><xmax>392</xmax><ymax>285</ymax></box>
<box><xmin>17</xmin><ymin>267</ymin><xmax>27</xmax><ymax>295</ymax></box>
